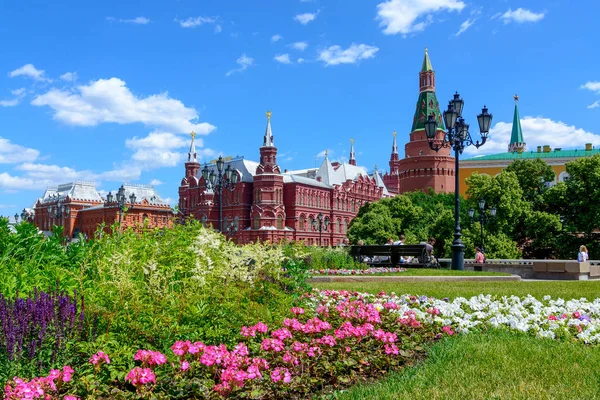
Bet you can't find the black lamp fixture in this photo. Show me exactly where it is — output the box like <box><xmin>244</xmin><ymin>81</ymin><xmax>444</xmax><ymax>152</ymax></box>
<box><xmin>468</xmin><ymin>199</ymin><xmax>496</xmax><ymax>255</ymax></box>
<box><xmin>312</xmin><ymin>212</ymin><xmax>329</xmax><ymax>246</ymax></box>
<box><xmin>201</xmin><ymin>156</ymin><xmax>239</xmax><ymax>233</ymax></box>
<box><xmin>425</xmin><ymin>91</ymin><xmax>493</xmax><ymax>270</ymax></box>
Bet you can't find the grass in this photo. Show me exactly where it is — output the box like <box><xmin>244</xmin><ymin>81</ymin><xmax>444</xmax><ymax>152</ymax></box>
<box><xmin>313</xmin><ymin>280</ymin><xmax>600</xmax><ymax>300</ymax></box>
<box><xmin>331</xmin><ymin>329</ymin><xmax>600</xmax><ymax>400</ymax></box>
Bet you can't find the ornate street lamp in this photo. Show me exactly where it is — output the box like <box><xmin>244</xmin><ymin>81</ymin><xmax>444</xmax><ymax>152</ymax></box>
<box><xmin>14</xmin><ymin>213</ymin><xmax>19</xmax><ymax>223</ymax></box>
<box><xmin>202</xmin><ymin>156</ymin><xmax>239</xmax><ymax>233</ymax></box>
<box><xmin>424</xmin><ymin>92</ymin><xmax>492</xmax><ymax>270</ymax></box>
<box><xmin>312</xmin><ymin>212</ymin><xmax>330</xmax><ymax>246</ymax></box>
<box><xmin>109</xmin><ymin>185</ymin><xmax>136</xmax><ymax>226</ymax></box>
<box><xmin>468</xmin><ymin>199</ymin><xmax>496</xmax><ymax>255</ymax></box>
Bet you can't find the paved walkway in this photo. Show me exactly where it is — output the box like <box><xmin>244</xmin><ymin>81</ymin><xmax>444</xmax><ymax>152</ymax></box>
<box><xmin>309</xmin><ymin>275</ymin><xmax>521</xmax><ymax>283</ymax></box>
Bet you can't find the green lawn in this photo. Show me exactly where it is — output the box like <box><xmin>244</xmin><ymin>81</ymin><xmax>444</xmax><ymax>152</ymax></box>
<box><xmin>313</xmin><ymin>280</ymin><xmax>600</xmax><ymax>300</ymax></box>
<box><xmin>332</xmin><ymin>330</ymin><xmax>600</xmax><ymax>400</ymax></box>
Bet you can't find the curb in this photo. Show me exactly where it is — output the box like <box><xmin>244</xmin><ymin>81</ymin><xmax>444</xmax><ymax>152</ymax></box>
<box><xmin>308</xmin><ymin>275</ymin><xmax>522</xmax><ymax>283</ymax></box>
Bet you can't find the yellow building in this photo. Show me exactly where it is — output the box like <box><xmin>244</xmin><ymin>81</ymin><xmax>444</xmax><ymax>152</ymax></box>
<box><xmin>460</xmin><ymin>95</ymin><xmax>600</xmax><ymax>197</ymax></box>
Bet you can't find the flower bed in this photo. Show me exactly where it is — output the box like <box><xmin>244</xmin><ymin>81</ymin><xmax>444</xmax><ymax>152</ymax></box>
<box><xmin>6</xmin><ymin>290</ymin><xmax>599</xmax><ymax>399</ymax></box>
<box><xmin>309</xmin><ymin>267</ymin><xmax>407</xmax><ymax>275</ymax></box>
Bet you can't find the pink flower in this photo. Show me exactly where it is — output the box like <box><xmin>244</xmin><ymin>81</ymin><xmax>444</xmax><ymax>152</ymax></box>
<box><xmin>89</xmin><ymin>351</ymin><xmax>110</xmax><ymax>366</ymax></box>
<box><xmin>62</xmin><ymin>366</ymin><xmax>74</xmax><ymax>382</ymax></box>
<box><xmin>548</xmin><ymin>315</ymin><xmax>557</xmax><ymax>320</ymax></box>
<box><xmin>261</xmin><ymin>338</ymin><xmax>285</xmax><ymax>352</ymax></box>
<box><xmin>126</xmin><ymin>367</ymin><xmax>156</xmax><ymax>386</ymax></box>
<box><xmin>291</xmin><ymin>307</ymin><xmax>305</xmax><ymax>315</ymax></box>
<box><xmin>134</xmin><ymin>350</ymin><xmax>167</xmax><ymax>367</ymax></box>
<box><xmin>171</xmin><ymin>340</ymin><xmax>191</xmax><ymax>357</ymax></box>
<box><xmin>442</xmin><ymin>326</ymin><xmax>454</xmax><ymax>336</ymax></box>
<box><xmin>180</xmin><ymin>361</ymin><xmax>190</xmax><ymax>371</ymax></box>
<box><xmin>213</xmin><ymin>381</ymin><xmax>231</xmax><ymax>396</ymax></box>
<box><xmin>233</xmin><ymin>343</ymin><xmax>249</xmax><ymax>357</ymax></box>
<box><xmin>384</xmin><ymin>343</ymin><xmax>399</xmax><ymax>355</ymax></box>
<box><xmin>270</xmin><ymin>367</ymin><xmax>292</xmax><ymax>383</ymax></box>
<box><xmin>64</xmin><ymin>396</ymin><xmax>80</xmax><ymax>400</ymax></box>
<box><xmin>573</xmin><ymin>311</ymin><xmax>581</xmax><ymax>319</ymax></box>
<box><xmin>271</xmin><ymin>328</ymin><xmax>293</xmax><ymax>341</ymax></box>
<box><xmin>255</xmin><ymin>322</ymin><xmax>269</xmax><ymax>333</ymax></box>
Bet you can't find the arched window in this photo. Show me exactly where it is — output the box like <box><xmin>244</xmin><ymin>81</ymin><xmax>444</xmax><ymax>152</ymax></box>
<box><xmin>277</xmin><ymin>215</ymin><xmax>283</xmax><ymax>229</ymax></box>
<box><xmin>233</xmin><ymin>216</ymin><xmax>239</xmax><ymax>230</ymax></box>
<box><xmin>299</xmin><ymin>215</ymin><xmax>305</xmax><ymax>230</ymax></box>
<box><xmin>343</xmin><ymin>219</ymin><xmax>347</xmax><ymax>234</ymax></box>
<box><xmin>334</xmin><ymin>219</ymin><xmax>339</xmax><ymax>233</ymax></box>
<box><xmin>253</xmin><ymin>215</ymin><xmax>260</xmax><ymax>229</ymax></box>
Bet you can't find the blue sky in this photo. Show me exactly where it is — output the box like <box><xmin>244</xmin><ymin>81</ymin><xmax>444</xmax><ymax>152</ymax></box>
<box><xmin>2</xmin><ymin>0</ymin><xmax>600</xmax><ymax>217</ymax></box>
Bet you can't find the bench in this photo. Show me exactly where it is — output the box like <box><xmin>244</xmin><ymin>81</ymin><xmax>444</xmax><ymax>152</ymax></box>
<box><xmin>349</xmin><ymin>244</ymin><xmax>435</xmax><ymax>268</ymax></box>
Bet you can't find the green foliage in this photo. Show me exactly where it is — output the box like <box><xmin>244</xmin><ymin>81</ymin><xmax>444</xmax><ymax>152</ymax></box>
<box><xmin>505</xmin><ymin>158</ymin><xmax>555</xmax><ymax>209</ymax></box>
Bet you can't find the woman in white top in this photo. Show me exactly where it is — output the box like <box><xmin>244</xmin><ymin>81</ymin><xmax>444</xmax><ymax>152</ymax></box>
<box><xmin>578</xmin><ymin>245</ymin><xmax>589</xmax><ymax>262</ymax></box>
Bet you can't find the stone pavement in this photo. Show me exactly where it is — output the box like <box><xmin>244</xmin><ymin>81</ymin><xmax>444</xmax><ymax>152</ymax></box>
<box><xmin>309</xmin><ymin>275</ymin><xmax>521</xmax><ymax>283</ymax></box>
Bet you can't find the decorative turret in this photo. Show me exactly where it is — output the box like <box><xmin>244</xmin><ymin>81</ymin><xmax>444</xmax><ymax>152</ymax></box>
<box><xmin>184</xmin><ymin>131</ymin><xmax>200</xmax><ymax>178</ymax></box>
<box><xmin>349</xmin><ymin>139</ymin><xmax>356</xmax><ymax>166</ymax></box>
<box><xmin>257</xmin><ymin>110</ymin><xmax>280</xmax><ymax>175</ymax></box>
<box><xmin>392</xmin><ymin>131</ymin><xmax>398</xmax><ymax>155</ymax></box>
<box><xmin>412</xmin><ymin>49</ymin><xmax>444</xmax><ymax>133</ymax></box>
<box><xmin>508</xmin><ymin>94</ymin><xmax>526</xmax><ymax>153</ymax></box>
<box><xmin>263</xmin><ymin>110</ymin><xmax>274</xmax><ymax>147</ymax></box>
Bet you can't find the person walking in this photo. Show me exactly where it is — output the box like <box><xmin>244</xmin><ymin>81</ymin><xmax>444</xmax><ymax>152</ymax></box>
<box><xmin>578</xmin><ymin>245</ymin><xmax>589</xmax><ymax>262</ymax></box>
<box><xmin>393</xmin><ymin>234</ymin><xmax>406</xmax><ymax>245</ymax></box>
<box><xmin>475</xmin><ymin>247</ymin><xmax>485</xmax><ymax>264</ymax></box>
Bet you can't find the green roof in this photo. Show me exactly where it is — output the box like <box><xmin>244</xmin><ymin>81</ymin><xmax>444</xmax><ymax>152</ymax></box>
<box><xmin>421</xmin><ymin>49</ymin><xmax>433</xmax><ymax>72</ymax></box>
<box><xmin>411</xmin><ymin>91</ymin><xmax>443</xmax><ymax>132</ymax></box>
<box><xmin>509</xmin><ymin>101</ymin><xmax>524</xmax><ymax>146</ymax></box>
<box><xmin>464</xmin><ymin>149</ymin><xmax>600</xmax><ymax>162</ymax></box>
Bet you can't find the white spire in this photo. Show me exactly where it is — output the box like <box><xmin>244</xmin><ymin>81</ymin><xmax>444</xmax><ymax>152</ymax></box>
<box><xmin>392</xmin><ymin>131</ymin><xmax>398</xmax><ymax>155</ymax></box>
<box><xmin>263</xmin><ymin>110</ymin><xmax>274</xmax><ymax>147</ymax></box>
<box><xmin>188</xmin><ymin>131</ymin><xmax>197</xmax><ymax>162</ymax></box>
<box><xmin>316</xmin><ymin>150</ymin><xmax>335</xmax><ymax>185</ymax></box>
<box><xmin>349</xmin><ymin>139</ymin><xmax>355</xmax><ymax>162</ymax></box>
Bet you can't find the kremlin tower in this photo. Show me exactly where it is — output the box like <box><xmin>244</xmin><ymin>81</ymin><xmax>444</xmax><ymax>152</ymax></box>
<box><xmin>383</xmin><ymin>49</ymin><xmax>455</xmax><ymax>194</ymax></box>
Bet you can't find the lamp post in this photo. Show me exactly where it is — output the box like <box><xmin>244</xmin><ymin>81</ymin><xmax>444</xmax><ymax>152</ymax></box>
<box><xmin>424</xmin><ymin>92</ymin><xmax>493</xmax><ymax>270</ymax></box>
<box><xmin>312</xmin><ymin>212</ymin><xmax>329</xmax><ymax>246</ymax></box>
<box><xmin>20</xmin><ymin>209</ymin><xmax>30</xmax><ymax>223</ymax></box>
<box><xmin>468</xmin><ymin>199</ymin><xmax>496</xmax><ymax>254</ymax></box>
<box><xmin>14</xmin><ymin>213</ymin><xmax>19</xmax><ymax>223</ymax></box>
<box><xmin>106</xmin><ymin>185</ymin><xmax>136</xmax><ymax>226</ymax></box>
<box><xmin>201</xmin><ymin>156</ymin><xmax>239</xmax><ymax>233</ymax></box>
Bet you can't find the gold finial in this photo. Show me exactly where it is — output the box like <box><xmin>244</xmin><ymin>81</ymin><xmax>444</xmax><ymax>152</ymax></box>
<box><xmin>266</xmin><ymin>110</ymin><xmax>272</xmax><ymax>121</ymax></box>
<box><xmin>514</xmin><ymin>94</ymin><xmax>519</xmax><ymax>102</ymax></box>
<box><xmin>190</xmin><ymin>131</ymin><xmax>196</xmax><ymax>139</ymax></box>
<box><xmin>393</xmin><ymin>130</ymin><xmax>397</xmax><ymax>137</ymax></box>
<box><xmin>350</xmin><ymin>138</ymin><xmax>354</xmax><ymax>145</ymax></box>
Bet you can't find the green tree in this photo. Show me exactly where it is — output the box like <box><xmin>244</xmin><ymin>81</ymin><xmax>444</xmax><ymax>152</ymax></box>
<box><xmin>505</xmin><ymin>158</ymin><xmax>555</xmax><ymax>209</ymax></box>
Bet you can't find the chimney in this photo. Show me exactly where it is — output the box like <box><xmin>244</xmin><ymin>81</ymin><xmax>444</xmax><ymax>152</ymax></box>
<box><xmin>537</xmin><ymin>146</ymin><xmax>542</xmax><ymax>153</ymax></box>
<box><xmin>586</xmin><ymin>143</ymin><xmax>593</xmax><ymax>151</ymax></box>
<box><xmin>543</xmin><ymin>145</ymin><xmax>551</xmax><ymax>153</ymax></box>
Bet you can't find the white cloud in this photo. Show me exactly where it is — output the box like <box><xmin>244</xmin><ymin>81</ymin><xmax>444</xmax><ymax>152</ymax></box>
<box><xmin>455</xmin><ymin>18</ymin><xmax>475</xmax><ymax>36</ymax></box>
<box><xmin>274</xmin><ymin>54</ymin><xmax>293</xmax><ymax>64</ymax></box>
<box><xmin>0</xmin><ymin>173</ymin><xmax>40</xmax><ymax>190</ymax></box>
<box><xmin>125</xmin><ymin>131</ymin><xmax>191</xmax><ymax>150</ymax></box>
<box><xmin>176</xmin><ymin>16</ymin><xmax>217</xmax><ymax>28</ymax></box>
<box><xmin>130</xmin><ymin>149</ymin><xmax>184</xmax><ymax>168</ymax></box>
<box><xmin>587</xmin><ymin>101</ymin><xmax>600</xmax><ymax>109</ymax></box>
<box><xmin>106</xmin><ymin>16</ymin><xmax>150</xmax><ymax>25</ymax></box>
<box><xmin>214</xmin><ymin>24</ymin><xmax>222</xmax><ymax>33</ymax></box>
<box><xmin>11</xmin><ymin>88</ymin><xmax>26</xmax><ymax>96</ymax></box>
<box><xmin>60</xmin><ymin>72</ymin><xmax>78</xmax><ymax>82</ymax></box>
<box><xmin>297</xmin><ymin>58</ymin><xmax>305</xmax><ymax>64</ymax></box>
<box><xmin>0</xmin><ymin>204</ymin><xmax>16</xmax><ymax>209</ymax></box>
<box><xmin>0</xmin><ymin>98</ymin><xmax>20</xmax><ymax>107</ymax></box>
<box><xmin>9</xmin><ymin>64</ymin><xmax>49</xmax><ymax>82</ymax></box>
<box><xmin>0</xmin><ymin>137</ymin><xmax>40</xmax><ymax>164</ymax></box>
<box><xmin>226</xmin><ymin>54</ymin><xmax>254</xmax><ymax>76</ymax></box>
<box><xmin>271</xmin><ymin>34</ymin><xmax>282</xmax><ymax>42</ymax></box>
<box><xmin>16</xmin><ymin>163</ymin><xmax>96</xmax><ymax>181</ymax></box>
<box><xmin>150</xmin><ymin>179</ymin><xmax>163</xmax><ymax>186</ymax></box>
<box><xmin>31</xmin><ymin>77</ymin><xmax>215</xmax><ymax>134</ymax></box>
<box><xmin>294</xmin><ymin>12</ymin><xmax>318</xmax><ymax>25</ymax></box>
<box><xmin>291</xmin><ymin>41</ymin><xmax>308</xmax><ymax>51</ymax></box>
<box><xmin>464</xmin><ymin>116</ymin><xmax>600</xmax><ymax>156</ymax></box>
<box><xmin>376</xmin><ymin>0</ymin><xmax>465</xmax><ymax>35</ymax></box>
<box><xmin>500</xmin><ymin>8</ymin><xmax>545</xmax><ymax>24</ymax></box>
<box><xmin>581</xmin><ymin>81</ymin><xmax>600</xmax><ymax>94</ymax></box>
<box><xmin>318</xmin><ymin>44</ymin><xmax>379</xmax><ymax>66</ymax></box>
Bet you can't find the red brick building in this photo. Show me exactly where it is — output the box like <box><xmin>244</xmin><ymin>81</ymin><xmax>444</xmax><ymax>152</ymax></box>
<box><xmin>179</xmin><ymin>49</ymin><xmax>456</xmax><ymax>245</ymax></box>
<box><xmin>33</xmin><ymin>182</ymin><xmax>172</xmax><ymax>239</ymax></box>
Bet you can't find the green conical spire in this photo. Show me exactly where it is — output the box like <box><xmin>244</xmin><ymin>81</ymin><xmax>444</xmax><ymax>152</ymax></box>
<box><xmin>421</xmin><ymin>48</ymin><xmax>433</xmax><ymax>72</ymax></box>
<box><xmin>508</xmin><ymin>94</ymin><xmax>526</xmax><ymax>152</ymax></box>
